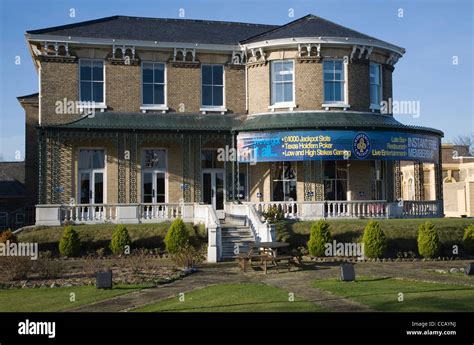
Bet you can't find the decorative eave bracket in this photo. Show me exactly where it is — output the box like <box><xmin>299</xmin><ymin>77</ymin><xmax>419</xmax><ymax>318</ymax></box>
<box><xmin>297</xmin><ymin>43</ymin><xmax>322</xmax><ymax>62</ymax></box>
<box><xmin>350</xmin><ymin>45</ymin><xmax>373</xmax><ymax>61</ymax></box>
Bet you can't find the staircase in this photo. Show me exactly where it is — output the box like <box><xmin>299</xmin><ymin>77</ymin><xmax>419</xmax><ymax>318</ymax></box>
<box><xmin>220</xmin><ymin>214</ymin><xmax>254</xmax><ymax>260</ymax></box>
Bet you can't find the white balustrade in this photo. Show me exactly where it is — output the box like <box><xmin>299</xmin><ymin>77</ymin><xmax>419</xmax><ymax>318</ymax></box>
<box><xmin>324</xmin><ymin>200</ymin><xmax>388</xmax><ymax>218</ymax></box>
<box><xmin>140</xmin><ymin>203</ymin><xmax>182</xmax><ymax>221</ymax></box>
<box><xmin>254</xmin><ymin>201</ymin><xmax>300</xmax><ymax>219</ymax></box>
<box><xmin>402</xmin><ymin>201</ymin><xmax>442</xmax><ymax>218</ymax></box>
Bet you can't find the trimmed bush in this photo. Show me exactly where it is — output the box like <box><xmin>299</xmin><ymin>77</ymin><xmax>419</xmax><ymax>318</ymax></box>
<box><xmin>0</xmin><ymin>229</ymin><xmax>17</xmax><ymax>244</ymax></box>
<box><xmin>462</xmin><ymin>224</ymin><xmax>474</xmax><ymax>255</ymax></box>
<box><xmin>307</xmin><ymin>220</ymin><xmax>332</xmax><ymax>257</ymax></box>
<box><xmin>165</xmin><ymin>218</ymin><xmax>189</xmax><ymax>254</ymax></box>
<box><xmin>109</xmin><ymin>224</ymin><xmax>132</xmax><ymax>255</ymax></box>
<box><xmin>362</xmin><ymin>221</ymin><xmax>387</xmax><ymax>258</ymax></box>
<box><xmin>417</xmin><ymin>221</ymin><xmax>439</xmax><ymax>258</ymax></box>
<box><xmin>58</xmin><ymin>226</ymin><xmax>80</xmax><ymax>257</ymax></box>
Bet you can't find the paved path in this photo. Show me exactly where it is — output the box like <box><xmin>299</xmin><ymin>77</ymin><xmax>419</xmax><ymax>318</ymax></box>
<box><xmin>68</xmin><ymin>260</ymin><xmax>474</xmax><ymax>312</ymax></box>
<box><xmin>262</xmin><ymin>269</ymin><xmax>374</xmax><ymax>312</ymax></box>
<box><xmin>68</xmin><ymin>264</ymin><xmax>251</xmax><ymax>312</ymax></box>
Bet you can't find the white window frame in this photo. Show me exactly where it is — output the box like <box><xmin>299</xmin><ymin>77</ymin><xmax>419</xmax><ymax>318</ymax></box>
<box><xmin>78</xmin><ymin>59</ymin><xmax>106</xmax><ymax>111</ymax></box>
<box><xmin>77</xmin><ymin>148</ymin><xmax>107</xmax><ymax>205</ymax></box>
<box><xmin>322</xmin><ymin>58</ymin><xmax>350</xmax><ymax>109</ymax></box>
<box><xmin>140</xmin><ymin>61</ymin><xmax>169</xmax><ymax>112</ymax></box>
<box><xmin>140</xmin><ymin>148</ymin><xmax>168</xmax><ymax>203</ymax></box>
<box><xmin>269</xmin><ymin>59</ymin><xmax>296</xmax><ymax>110</ymax></box>
<box><xmin>369</xmin><ymin>62</ymin><xmax>383</xmax><ymax>110</ymax></box>
<box><xmin>200</xmin><ymin>64</ymin><xmax>226</xmax><ymax>113</ymax></box>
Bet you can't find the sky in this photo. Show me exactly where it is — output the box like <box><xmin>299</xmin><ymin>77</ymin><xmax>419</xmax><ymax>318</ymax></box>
<box><xmin>0</xmin><ymin>0</ymin><xmax>472</xmax><ymax>161</ymax></box>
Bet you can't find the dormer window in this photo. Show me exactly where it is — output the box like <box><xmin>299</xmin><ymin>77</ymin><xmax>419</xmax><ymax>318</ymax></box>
<box><xmin>79</xmin><ymin>59</ymin><xmax>105</xmax><ymax>105</ymax></box>
<box><xmin>370</xmin><ymin>62</ymin><xmax>382</xmax><ymax>110</ymax></box>
<box><xmin>270</xmin><ymin>60</ymin><xmax>295</xmax><ymax>108</ymax></box>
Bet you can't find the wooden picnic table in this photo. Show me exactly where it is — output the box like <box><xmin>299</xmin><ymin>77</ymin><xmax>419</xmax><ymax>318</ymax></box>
<box><xmin>237</xmin><ymin>241</ymin><xmax>294</xmax><ymax>274</ymax></box>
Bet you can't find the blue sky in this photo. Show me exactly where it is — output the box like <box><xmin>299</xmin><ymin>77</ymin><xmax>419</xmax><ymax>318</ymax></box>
<box><xmin>0</xmin><ymin>0</ymin><xmax>472</xmax><ymax>161</ymax></box>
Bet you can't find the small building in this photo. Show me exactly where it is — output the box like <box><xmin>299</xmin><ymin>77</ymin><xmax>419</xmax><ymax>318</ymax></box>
<box><xmin>19</xmin><ymin>14</ymin><xmax>444</xmax><ymax>261</ymax></box>
<box><xmin>401</xmin><ymin>144</ymin><xmax>474</xmax><ymax>217</ymax></box>
<box><xmin>0</xmin><ymin>162</ymin><xmax>34</xmax><ymax>230</ymax></box>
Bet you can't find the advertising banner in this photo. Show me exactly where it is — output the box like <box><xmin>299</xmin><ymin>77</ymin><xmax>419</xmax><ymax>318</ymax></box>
<box><xmin>237</xmin><ymin>130</ymin><xmax>439</xmax><ymax>163</ymax></box>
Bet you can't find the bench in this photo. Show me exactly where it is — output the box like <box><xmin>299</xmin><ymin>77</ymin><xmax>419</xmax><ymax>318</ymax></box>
<box><xmin>236</xmin><ymin>253</ymin><xmax>269</xmax><ymax>272</ymax></box>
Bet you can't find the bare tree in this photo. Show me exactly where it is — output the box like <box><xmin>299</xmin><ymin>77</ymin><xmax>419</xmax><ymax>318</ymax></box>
<box><xmin>452</xmin><ymin>135</ymin><xmax>473</xmax><ymax>155</ymax></box>
<box><xmin>452</xmin><ymin>135</ymin><xmax>471</xmax><ymax>147</ymax></box>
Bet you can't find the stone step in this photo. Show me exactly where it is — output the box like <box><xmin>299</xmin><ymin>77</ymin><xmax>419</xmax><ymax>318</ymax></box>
<box><xmin>221</xmin><ymin>225</ymin><xmax>250</xmax><ymax>230</ymax></box>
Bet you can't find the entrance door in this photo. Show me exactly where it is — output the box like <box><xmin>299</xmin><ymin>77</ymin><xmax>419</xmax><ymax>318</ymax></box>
<box><xmin>142</xmin><ymin>171</ymin><xmax>166</xmax><ymax>203</ymax></box>
<box><xmin>202</xmin><ymin>170</ymin><xmax>225</xmax><ymax>219</ymax></box>
<box><xmin>78</xmin><ymin>149</ymin><xmax>105</xmax><ymax>205</ymax></box>
<box><xmin>79</xmin><ymin>171</ymin><xmax>103</xmax><ymax>204</ymax></box>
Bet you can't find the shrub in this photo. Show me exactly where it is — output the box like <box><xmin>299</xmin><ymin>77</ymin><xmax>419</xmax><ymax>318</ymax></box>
<box><xmin>0</xmin><ymin>229</ymin><xmax>17</xmax><ymax>244</ymax></box>
<box><xmin>0</xmin><ymin>256</ymin><xmax>31</xmax><ymax>282</ymax></box>
<box><xmin>58</xmin><ymin>226</ymin><xmax>80</xmax><ymax>257</ymax></box>
<box><xmin>362</xmin><ymin>220</ymin><xmax>387</xmax><ymax>259</ymax></box>
<box><xmin>462</xmin><ymin>224</ymin><xmax>474</xmax><ymax>255</ymax></box>
<box><xmin>165</xmin><ymin>218</ymin><xmax>189</xmax><ymax>254</ymax></box>
<box><xmin>109</xmin><ymin>224</ymin><xmax>132</xmax><ymax>255</ymax></box>
<box><xmin>417</xmin><ymin>221</ymin><xmax>439</xmax><ymax>258</ymax></box>
<box><xmin>33</xmin><ymin>252</ymin><xmax>63</xmax><ymax>279</ymax></box>
<box><xmin>307</xmin><ymin>220</ymin><xmax>332</xmax><ymax>257</ymax></box>
<box><xmin>171</xmin><ymin>243</ymin><xmax>206</xmax><ymax>269</ymax></box>
<box><xmin>262</xmin><ymin>205</ymin><xmax>285</xmax><ymax>223</ymax></box>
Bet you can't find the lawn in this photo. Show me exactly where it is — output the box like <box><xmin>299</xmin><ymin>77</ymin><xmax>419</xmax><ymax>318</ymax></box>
<box><xmin>17</xmin><ymin>222</ymin><xmax>206</xmax><ymax>253</ymax></box>
<box><xmin>133</xmin><ymin>283</ymin><xmax>323</xmax><ymax>312</ymax></box>
<box><xmin>313</xmin><ymin>276</ymin><xmax>474</xmax><ymax>312</ymax></box>
<box><xmin>275</xmin><ymin>218</ymin><xmax>474</xmax><ymax>256</ymax></box>
<box><xmin>0</xmin><ymin>284</ymin><xmax>151</xmax><ymax>312</ymax></box>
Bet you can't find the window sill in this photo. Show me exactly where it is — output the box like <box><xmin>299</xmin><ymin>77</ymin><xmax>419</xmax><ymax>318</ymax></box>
<box><xmin>141</xmin><ymin>105</ymin><xmax>169</xmax><ymax>113</ymax></box>
<box><xmin>370</xmin><ymin>104</ymin><xmax>381</xmax><ymax>112</ymax></box>
<box><xmin>268</xmin><ymin>103</ymin><xmax>297</xmax><ymax>111</ymax></box>
<box><xmin>78</xmin><ymin>103</ymin><xmax>107</xmax><ymax>113</ymax></box>
<box><xmin>200</xmin><ymin>107</ymin><xmax>227</xmax><ymax>114</ymax></box>
<box><xmin>322</xmin><ymin>103</ymin><xmax>350</xmax><ymax>111</ymax></box>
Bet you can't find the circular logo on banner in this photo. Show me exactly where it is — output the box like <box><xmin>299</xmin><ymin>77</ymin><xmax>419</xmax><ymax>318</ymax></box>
<box><xmin>353</xmin><ymin>132</ymin><xmax>370</xmax><ymax>159</ymax></box>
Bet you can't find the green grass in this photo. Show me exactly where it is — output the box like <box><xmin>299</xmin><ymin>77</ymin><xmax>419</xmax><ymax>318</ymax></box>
<box><xmin>133</xmin><ymin>283</ymin><xmax>323</xmax><ymax>312</ymax></box>
<box><xmin>17</xmin><ymin>222</ymin><xmax>206</xmax><ymax>253</ymax></box>
<box><xmin>275</xmin><ymin>218</ymin><xmax>474</xmax><ymax>256</ymax></box>
<box><xmin>313</xmin><ymin>276</ymin><xmax>474</xmax><ymax>312</ymax></box>
<box><xmin>0</xmin><ymin>284</ymin><xmax>151</xmax><ymax>312</ymax></box>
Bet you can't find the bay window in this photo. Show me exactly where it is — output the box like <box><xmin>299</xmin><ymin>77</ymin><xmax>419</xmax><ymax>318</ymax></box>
<box><xmin>323</xmin><ymin>60</ymin><xmax>345</xmax><ymax>103</ymax></box>
<box><xmin>370</xmin><ymin>62</ymin><xmax>382</xmax><ymax>108</ymax></box>
<box><xmin>271</xmin><ymin>60</ymin><xmax>294</xmax><ymax>107</ymax></box>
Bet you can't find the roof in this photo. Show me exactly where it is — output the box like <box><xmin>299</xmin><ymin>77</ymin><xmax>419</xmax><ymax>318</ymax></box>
<box><xmin>26</xmin><ymin>15</ymin><xmax>278</xmax><ymax>45</ymax></box>
<box><xmin>17</xmin><ymin>92</ymin><xmax>39</xmax><ymax>104</ymax></box>
<box><xmin>0</xmin><ymin>162</ymin><xmax>26</xmax><ymax>198</ymax></box>
<box><xmin>45</xmin><ymin>111</ymin><xmax>443</xmax><ymax>136</ymax></box>
<box><xmin>242</xmin><ymin>14</ymin><xmax>378</xmax><ymax>43</ymax></box>
<box><xmin>238</xmin><ymin>112</ymin><xmax>443</xmax><ymax>135</ymax></box>
<box><xmin>25</xmin><ymin>14</ymin><xmax>402</xmax><ymax>50</ymax></box>
<box><xmin>50</xmin><ymin>112</ymin><xmax>241</xmax><ymax>131</ymax></box>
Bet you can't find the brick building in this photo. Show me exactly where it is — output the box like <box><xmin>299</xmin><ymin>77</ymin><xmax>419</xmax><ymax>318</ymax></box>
<box><xmin>19</xmin><ymin>14</ymin><xmax>444</xmax><ymax>261</ymax></box>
